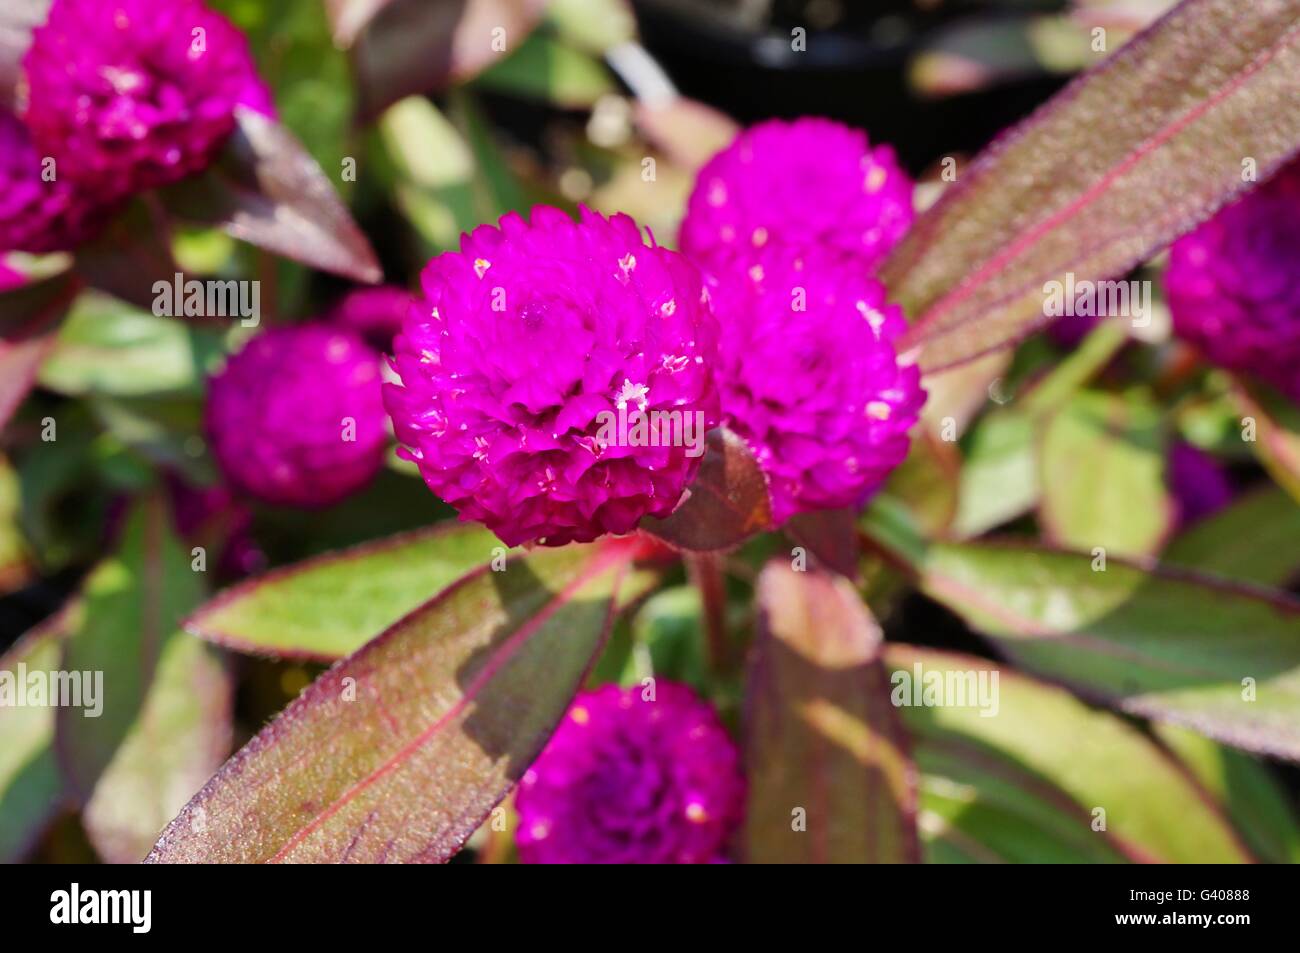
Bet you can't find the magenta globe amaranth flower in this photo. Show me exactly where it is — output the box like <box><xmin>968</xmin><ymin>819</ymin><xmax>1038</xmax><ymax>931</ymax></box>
<box><xmin>324</xmin><ymin>285</ymin><xmax>415</xmax><ymax>351</ymax></box>
<box><xmin>0</xmin><ymin>112</ymin><xmax>115</xmax><ymax>253</ymax></box>
<box><xmin>515</xmin><ymin>683</ymin><xmax>744</xmax><ymax>864</ymax></box>
<box><xmin>206</xmin><ymin>326</ymin><xmax>387</xmax><ymax>508</ymax></box>
<box><xmin>681</xmin><ymin>117</ymin><xmax>913</xmax><ymax>276</ymax></box>
<box><xmin>385</xmin><ymin>205</ymin><xmax>721</xmax><ymax>547</ymax></box>
<box><xmin>1166</xmin><ymin>161</ymin><xmax>1300</xmax><ymax>401</ymax></box>
<box><xmin>710</xmin><ymin>249</ymin><xmax>924</xmax><ymax>524</ymax></box>
<box><xmin>22</xmin><ymin>0</ymin><xmax>273</xmax><ymax>201</ymax></box>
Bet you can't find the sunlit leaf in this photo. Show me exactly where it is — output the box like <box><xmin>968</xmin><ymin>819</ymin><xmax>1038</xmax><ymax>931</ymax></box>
<box><xmin>884</xmin><ymin>0</ymin><xmax>1300</xmax><ymax>371</ymax></box>
<box><xmin>1153</xmin><ymin>722</ymin><xmax>1300</xmax><ymax>863</ymax></box>
<box><xmin>147</xmin><ymin>538</ymin><xmax>654</xmax><ymax>863</ymax></box>
<box><xmin>889</xmin><ymin>645</ymin><xmax>1255</xmax><ymax>863</ymax></box>
<box><xmin>746</xmin><ymin>562</ymin><xmax>919</xmax><ymax>863</ymax></box>
<box><xmin>0</xmin><ymin>605</ymin><xmax>73</xmax><ymax>862</ymax></box>
<box><xmin>187</xmin><ymin>522</ymin><xmax>503</xmax><ymax>660</ymax></box>
<box><xmin>162</xmin><ymin>108</ymin><xmax>382</xmax><ymax>283</ymax></box>
<box><xmin>863</xmin><ymin>502</ymin><xmax>1300</xmax><ymax>761</ymax></box>
<box><xmin>1039</xmin><ymin>390</ymin><xmax>1174</xmax><ymax>557</ymax></box>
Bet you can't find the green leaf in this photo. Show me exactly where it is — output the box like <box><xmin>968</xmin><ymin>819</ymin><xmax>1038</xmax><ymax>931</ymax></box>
<box><xmin>0</xmin><ymin>606</ymin><xmax>73</xmax><ymax>862</ymax></box>
<box><xmin>745</xmin><ymin>562</ymin><xmax>920</xmax><ymax>863</ymax></box>
<box><xmin>186</xmin><ymin>522</ymin><xmax>504</xmax><ymax>660</ymax></box>
<box><xmin>547</xmin><ymin>0</ymin><xmax>636</xmax><ymax>55</ymax></box>
<box><xmin>476</xmin><ymin>32</ymin><xmax>614</xmax><ymax>107</ymax></box>
<box><xmin>1039</xmin><ymin>390</ymin><xmax>1174</xmax><ymax>557</ymax></box>
<box><xmin>1153</xmin><ymin>723</ymin><xmax>1300</xmax><ymax>864</ymax></box>
<box><xmin>641</xmin><ymin>427</ymin><xmax>773</xmax><ymax>552</ymax></box>
<box><xmin>888</xmin><ymin>645</ymin><xmax>1255</xmax><ymax>863</ymax></box>
<box><xmin>631</xmin><ymin>585</ymin><xmax>707</xmax><ymax>694</ymax></box>
<box><xmin>0</xmin><ymin>454</ymin><xmax>31</xmax><ymax>596</ymax></box>
<box><xmin>1164</xmin><ymin>486</ymin><xmax>1300</xmax><ymax>586</ymax></box>
<box><xmin>82</xmin><ymin>631</ymin><xmax>231</xmax><ymax>863</ymax></box>
<box><xmin>1234</xmin><ymin>380</ymin><xmax>1300</xmax><ymax>506</ymax></box>
<box><xmin>56</xmin><ymin>495</ymin><xmax>209</xmax><ymax>802</ymax></box>
<box><xmin>882</xmin><ymin>429</ymin><xmax>960</xmax><ymax>538</ymax></box>
<box><xmin>952</xmin><ymin>410</ymin><xmax>1039</xmax><ymax>537</ymax></box>
<box><xmin>38</xmin><ymin>292</ymin><xmax>224</xmax><ymax>398</ymax></box>
<box><xmin>883</xmin><ymin>0</ymin><xmax>1300</xmax><ymax>371</ymax></box>
<box><xmin>146</xmin><ymin>538</ymin><xmax>652</xmax><ymax>863</ymax></box>
<box><xmin>862</xmin><ymin>507</ymin><xmax>1300</xmax><ymax>761</ymax></box>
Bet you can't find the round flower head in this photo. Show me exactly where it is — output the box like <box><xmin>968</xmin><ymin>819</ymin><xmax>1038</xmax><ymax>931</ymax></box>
<box><xmin>324</xmin><ymin>285</ymin><xmax>415</xmax><ymax>352</ymax></box>
<box><xmin>515</xmin><ymin>683</ymin><xmax>744</xmax><ymax>864</ymax></box>
<box><xmin>22</xmin><ymin>0</ymin><xmax>273</xmax><ymax>200</ymax></box>
<box><xmin>385</xmin><ymin>205</ymin><xmax>721</xmax><ymax>547</ymax></box>
<box><xmin>1168</xmin><ymin>442</ymin><xmax>1233</xmax><ymax>527</ymax></box>
<box><xmin>1166</xmin><ymin>161</ymin><xmax>1300</xmax><ymax>401</ymax></box>
<box><xmin>206</xmin><ymin>326</ymin><xmax>387</xmax><ymax>508</ymax></box>
<box><xmin>680</xmin><ymin>117</ymin><xmax>913</xmax><ymax>276</ymax></box>
<box><xmin>0</xmin><ymin>111</ymin><xmax>116</xmax><ymax>253</ymax></box>
<box><xmin>711</xmin><ymin>249</ymin><xmax>924</xmax><ymax>524</ymax></box>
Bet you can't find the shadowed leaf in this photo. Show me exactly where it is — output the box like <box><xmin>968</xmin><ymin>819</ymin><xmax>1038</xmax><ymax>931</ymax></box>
<box><xmin>55</xmin><ymin>496</ymin><xmax>208</xmax><ymax>803</ymax></box>
<box><xmin>72</xmin><ymin>199</ymin><xmax>177</xmax><ymax>311</ymax></box>
<box><xmin>745</xmin><ymin>562</ymin><xmax>920</xmax><ymax>863</ymax></box>
<box><xmin>146</xmin><ymin>538</ymin><xmax>654</xmax><ymax>863</ymax></box>
<box><xmin>641</xmin><ymin>427</ymin><xmax>772</xmax><ymax>552</ymax></box>
<box><xmin>1164</xmin><ymin>486</ymin><xmax>1300</xmax><ymax>587</ymax></box>
<box><xmin>884</xmin><ymin>0</ymin><xmax>1300</xmax><ymax>371</ymax></box>
<box><xmin>0</xmin><ymin>272</ymin><xmax>81</xmax><ymax>433</ymax></box>
<box><xmin>1233</xmin><ymin>380</ymin><xmax>1300</xmax><ymax>506</ymax></box>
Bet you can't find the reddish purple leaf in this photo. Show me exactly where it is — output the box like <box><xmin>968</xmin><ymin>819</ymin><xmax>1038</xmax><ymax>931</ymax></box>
<box><xmin>641</xmin><ymin>427</ymin><xmax>773</xmax><ymax>553</ymax></box>
<box><xmin>146</xmin><ymin>538</ymin><xmax>654</xmax><ymax>863</ymax></box>
<box><xmin>162</xmin><ymin>108</ymin><xmax>382</xmax><ymax>284</ymax></box>
<box><xmin>0</xmin><ymin>272</ymin><xmax>80</xmax><ymax>433</ymax></box>
<box><xmin>347</xmin><ymin>0</ymin><xmax>548</xmax><ymax>120</ymax></box>
<box><xmin>884</xmin><ymin>0</ymin><xmax>1300</xmax><ymax>372</ymax></box>
<box><xmin>745</xmin><ymin>561</ymin><xmax>921</xmax><ymax>863</ymax></box>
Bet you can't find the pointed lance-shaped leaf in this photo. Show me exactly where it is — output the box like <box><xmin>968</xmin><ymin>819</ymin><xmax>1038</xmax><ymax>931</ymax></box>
<box><xmin>146</xmin><ymin>537</ymin><xmax>655</xmax><ymax>863</ymax></box>
<box><xmin>161</xmin><ymin>108</ymin><xmax>382</xmax><ymax>284</ymax></box>
<box><xmin>883</xmin><ymin>0</ymin><xmax>1300</xmax><ymax>372</ymax></box>
<box><xmin>746</xmin><ymin>561</ymin><xmax>920</xmax><ymax>863</ymax></box>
